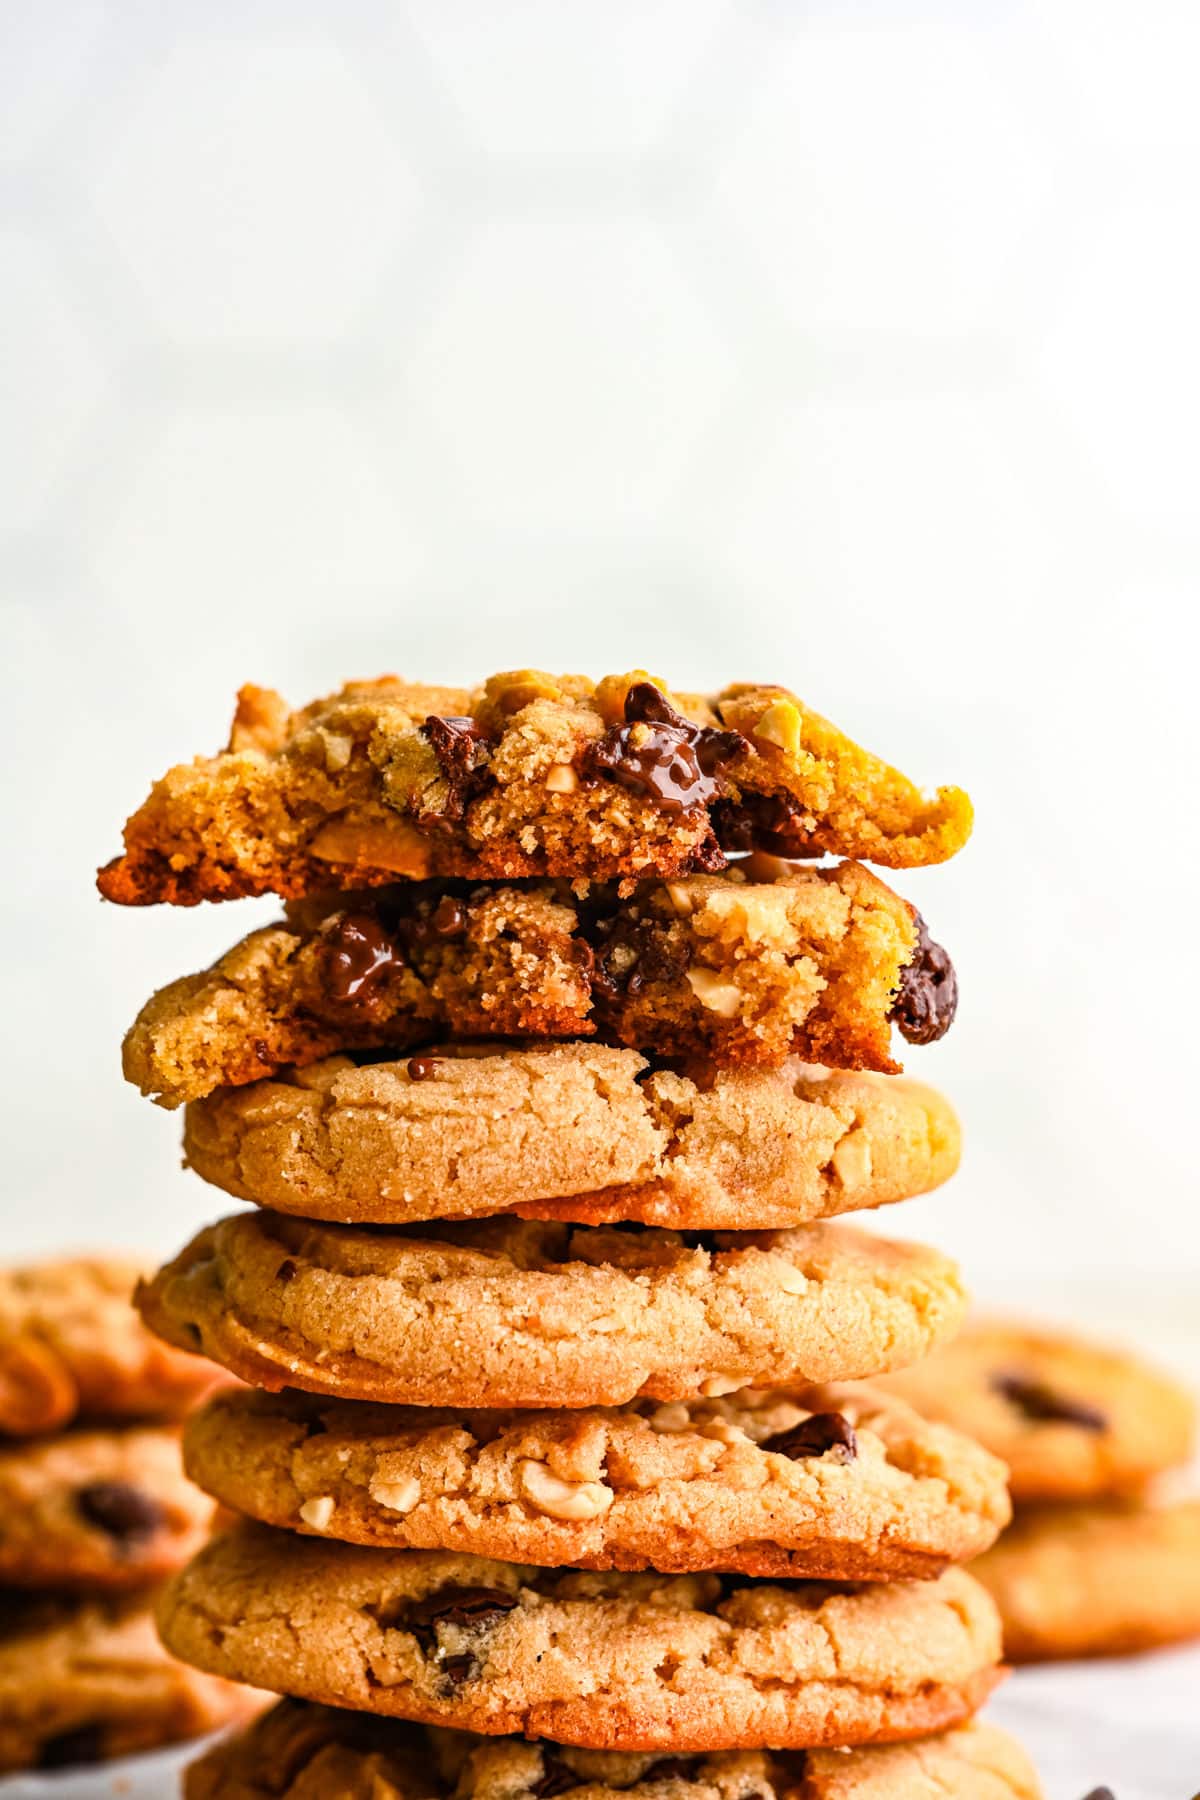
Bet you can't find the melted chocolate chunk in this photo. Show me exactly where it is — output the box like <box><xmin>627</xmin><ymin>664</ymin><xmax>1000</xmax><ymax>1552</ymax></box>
<box><xmin>406</xmin><ymin>1054</ymin><xmax>442</xmax><ymax>1081</ymax></box>
<box><xmin>440</xmin><ymin>1652</ymin><xmax>476</xmax><ymax>1686</ymax></box>
<box><xmin>531</xmin><ymin>1754</ymin><xmax>583</xmax><ymax>1797</ymax></box>
<box><xmin>39</xmin><ymin>1726</ymin><xmax>105</xmax><ymax>1770</ymax></box>
<box><xmin>404</xmin><ymin>1583</ymin><xmax>519</xmax><ymax>1652</ymax></box>
<box><xmin>580</xmin><ymin>684</ymin><xmax>745</xmax><ymax>818</ymax></box>
<box><xmin>322</xmin><ymin>912</ymin><xmax>405</xmax><ymax>1006</ymax></box>
<box><xmin>889</xmin><ymin>912</ymin><xmax>958</xmax><ymax>1045</ymax></box>
<box><xmin>420</xmin><ymin>716</ymin><xmax>493</xmax><ymax>822</ymax></box>
<box><xmin>581</xmin><ymin>910</ymin><xmax>690</xmax><ymax>1005</ymax></box>
<box><xmin>992</xmin><ymin>1373</ymin><xmax>1107</xmax><ymax>1431</ymax></box>
<box><xmin>760</xmin><ymin>1411</ymin><xmax>858</xmax><ymax>1462</ymax></box>
<box><xmin>712</xmin><ymin>792</ymin><xmax>817</xmax><ymax>857</ymax></box>
<box><xmin>75</xmin><ymin>1481</ymin><xmax>165</xmax><ymax>1548</ymax></box>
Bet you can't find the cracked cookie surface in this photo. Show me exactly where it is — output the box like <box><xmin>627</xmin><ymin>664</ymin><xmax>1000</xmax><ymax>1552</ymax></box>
<box><xmin>973</xmin><ymin>1495</ymin><xmax>1200</xmax><ymax>1662</ymax></box>
<box><xmin>183</xmin><ymin>1382</ymin><xmax>1009</xmax><ymax>1581</ymax></box>
<box><xmin>0</xmin><ymin>1422</ymin><xmax>215</xmax><ymax>1590</ymax></box>
<box><xmin>0</xmin><ymin>1256</ymin><xmax>227</xmax><ymax>1437</ymax></box>
<box><xmin>124</xmin><ymin>859</ymin><xmax>954</xmax><ymax>1108</ymax></box>
<box><xmin>182</xmin><ymin>1047</ymin><xmax>960</xmax><ymax>1231</ymax></box>
<box><xmin>874</xmin><ymin>1320</ymin><xmax>1196</xmax><ymax>1501</ymax></box>
<box><xmin>137</xmin><ymin>1213</ymin><xmax>967</xmax><ymax>1409</ymax></box>
<box><xmin>159</xmin><ymin>1525</ymin><xmax>1002</xmax><ymax>1751</ymax></box>
<box><xmin>0</xmin><ymin>1587</ymin><xmax>263</xmax><ymax>1774</ymax></box>
<box><xmin>185</xmin><ymin>1700</ymin><xmax>1043</xmax><ymax>1800</ymax></box>
<box><xmin>97</xmin><ymin>671</ymin><xmax>972</xmax><ymax>905</ymax></box>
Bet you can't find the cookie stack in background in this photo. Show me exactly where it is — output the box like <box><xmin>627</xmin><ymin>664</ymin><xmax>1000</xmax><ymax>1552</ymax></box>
<box><xmin>879</xmin><ymin>1318</ymin><xmax>1200</xmax><ymax>1664</ymax></box>
<box><xmin>0</xmin><ymin>1258</ymin><xmax>259</xmax><ymax>1772</ymax></box>
<box><xmin>100</xmin><ymin>669</ymin><xmax>1043</xmax><ymax>1795</ymax></box>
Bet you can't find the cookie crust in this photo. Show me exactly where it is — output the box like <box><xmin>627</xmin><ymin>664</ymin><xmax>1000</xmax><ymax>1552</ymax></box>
<box><xmin>159</xmin><ymin>1527</ymin><xmax>1003</xmax><ymax>1752</ymax></box>
<box><xmin>136</xmin><ymin>1212</ymin><xmax>968</xmax><ymax>1409</ymax></box>
<box><xmin>97</xmin><ymin>671</ymin><xmax>972</xmax><ymax>906</ymax></box>
<box><xmin>182</xmin><ymin>1048</ymin><xmax>960</xmax><ymax>1231</ymax></box>
<box><xmin>183</xmin><ymin>1383</ymin><xmax>1010</xmax><ymax>1581</ymax></box>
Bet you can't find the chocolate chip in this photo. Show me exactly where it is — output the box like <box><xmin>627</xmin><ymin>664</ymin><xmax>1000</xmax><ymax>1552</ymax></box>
<box><xmin>430</xmin><ymin>894</ymin><xmax>467</xmax><ymax>936</ymax></box>
<box><xmin>992</xmin><ymin>1373</ymin><xmax>1107</xmax><ymax>1432</ymax></box>
<box><xmin>407</xmin><ymin>1054</ymin><xmax>442</xmax><ymax>1081</ymax></box>
<box><xmin>75</xmin><ymin>1481</ymin><xmax>166</xmax><ymax>1548</ymax></box>
<box><xmin>440</xmin><ymin>1652</ymin><xmax>476</xmax><ymax>1686</ymax></box>
<box><xmin>889</xmin><ymin>911</ymin><xmax>958</xmax><ymax>1045</ymax></box>
<box><xmin>38</xmin><ymin>1726</ymin><xmax>105</xmax><ymax>1769</ymax></box>
<box><xmin>420</xmin><ymin>715</ymin><xmax>493</xmax><ymax>822</ymax></box>
<box><xmin>1080</xmin><ymin>1790</ymin><xmax>1117</xmax><ymax>1800</ymax></box>
<box><xmin>580</xmin><ymin>684</ymin><xmax>745</xmax><ymax>818</ymax></box>
<box><xmin>321</xmin><ymin>912</ymin><xmax>405</xmax><ymax>1006</ymax></box>
<box><xmin>404</xmin><ymin>1582</ymin><xmax>519</xmax><ymax>1652</ymax></box>
<box><xmin>531</xmin><ymin>1754</ymin><xmax>583</xmax><ymax>1797</ymax></box>
<box><xmin>276</xmin><ymin>1259</ymin><xmax>298</xmax><ymax>1284</ymax></box>
<box><xmin>760</xmin><ymin>1412</ymin><xmax>858</xmax><ymax>1462</ymax></box>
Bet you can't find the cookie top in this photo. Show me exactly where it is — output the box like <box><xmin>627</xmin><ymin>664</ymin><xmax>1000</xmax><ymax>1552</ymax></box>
<box><xmin>97</xmin><ymin>671</ymin><xmax>972</xmax><ymax>905</ymax></box>
<box><xmin>137</xmin><ymin>1212</ymin><xmax>968</xmax><ymax>1409</ymax></box>
<box><xmin>124</xmin><ymin>859</ymin><xmax>956</xmax><ymax>1109</ymax></box>
<box><xmin>185</xmin><ymin>1701</ymin><xmax>1042</xmax><ymax>1800</ymax></box>
<box><xmin>875</xmin><ymin>1320</ymin><xmax>1196</xmax><ymax>1500</ymax></box>
<box><xmin>0</xmin><ymin>1587</ymin><xmax>263</xmax><ymax>1774</ymax></box>
<box><xmin>0</xmin><ymin>1256</ymin><xmax>226</xmax><ymax>1436</ymax></box>
<box><xmin>972</xmin><ymin>1495</ymin><xmax>1200</xmax><ymax>1664</ymax></box>
<box><xmin>159</xmin><ymin>1525</ymin><xmax>1003</xmax><ymax>1751</ymax></box>
<box><xmin>182</xmin><ymin>1047</ymin><xmax>960</xmax><ymax>1231</ymax></box>
<box><xmin>0</xmin><ymin>1422</ymin><xmax>215</xmax><ymax>1590</ymax></box>
<box><xmin>183</xmin><ymin>1381</ymin><xmax>1010</xmax><ymax>1582</ymax></box>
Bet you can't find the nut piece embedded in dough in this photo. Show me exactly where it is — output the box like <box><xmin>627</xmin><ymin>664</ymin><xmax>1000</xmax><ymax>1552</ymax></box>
<box><xmin>545</xmin><ymin>763</ymin><xmax>579</xmax><ymax>794</ymax></box>
<box><xmin>369</xmin><ymin>1476</ymin><xmax>421</xmax><ymax>1516</ymax></box>
<box><xmin>298</xmin><ymin>1496</ymin><xmax>335</xmax><ymax>1531</ymax></box>
<box><xmin>518</xmin><ymin>1459</ymin><xmax>614</xmax><ymax>1522</ymax></box>
<box><xmin>483</xmin><ymin>670</ymin><xmax>564</xmax><ymax>714</ymax></box>
<box><xmin>753</xmin><ymin>699</ymin><xmax>803</xmax><ymax>757</ymax></box>
<box><xmin>686</xmin><ymin>966</ymin><xmax>744</xmax><ymax>1017</ymax></box>
<box><xmin>833</xmin><ymin>1129</ymin><xmax>874</xmax><ymax>1189</ymax></box>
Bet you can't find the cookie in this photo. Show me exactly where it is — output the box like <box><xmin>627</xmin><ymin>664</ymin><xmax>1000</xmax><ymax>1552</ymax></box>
<box><xmin>125</xmin><ymin>859</ymin><xmax>958</xmax><ymax>1110</ymax></box>
<box><xmin>0</xmin><ymin>1586</ymin><xmax>263</xmax><ymax>1773</ymax></box>
<box><xmin>159</xmin><ymin>1524</ymin><xmax>1002</xmax><ymax>1751</ymax></box>
<box><xmin>136</xmin><ymin>1213</ymin><xmax>968</xmax><ymax>1409</ymax></box>
<box><xmin>183</xmin><ymin>1382</ymin><xmax>1010</xmax><ymax>1581</ymax></box>
<box><xmin>185</xmin><ymin>1700</ymin><xmax>1043</xmax><ymax>1800</ymax></box>
<box><xmin>874</xmin><ymin>1320</ymin><xmax>1196</xmax><ymax>1501</ymax></box>
<box><xmin>182</xmin><ymin>1048</ymin><xmax>960</xmax><ymax>1231</ymax></box>
<box><xmin>0</xmin><ymin>1422</ymin><xmax>216</xmax><ymax>1590</ymax></box>
<box><xmin>972</xmin><ymin>1496</ymin><xmax>1200</xmax><ymax>1663</ymax></box>
<box><xmin>96</xmin><ymin>670</ymin><xmax>972</xmax><ymax>906</ymax></box>
<box><xmin>0</xmin><ymin>1256</ymin><xmax>225</xmax><ymax>1436</ymax></box>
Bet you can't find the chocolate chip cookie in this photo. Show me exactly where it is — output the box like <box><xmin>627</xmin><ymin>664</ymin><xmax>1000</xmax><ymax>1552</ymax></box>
<box><xmin>185</xmin><ymin>1699</ymin><xmax>1043</xmax><ymax>1799</ymax></box>
<box><xmin>873</xmin><ymin>1320</ymin><xmax>1196</xmax><ymax>1501</ymax></box>
<box><xmin>158</xmin><ymin>1525</ymin><xmax>1002</xmax><ymax>1751</ymax></box>
<box><xmin>973</xmin><ymin>1495</ymin><xmax>1200</xmax><ymax>1662</ymax></box>
<box><xmin>125</xmin><ymin>860</ymin><xmax>956</xmax><ymax>1108</ymax></box>
<box><xmin>0</xmin><ymin>1422</ymin><xmax>216</xmax><ymax>1590</ymax></box>
<box><xmin>182</xmin><ymin>1048</ymin><xmax>960</xmax><ymax>1231</ymax></box>
<box><xmin>0</xmin><ymin>1586</ymin><xmax>264</xmax><ymax>1773</ymax></box>
<box><xmin>182</xmin><ymin>1382</ymin><xmax>1009</xmax><ymax>1581</ymax></box>
<box><xmin>0</xmin><ymin>1256</ymin><xmax>225</xmax><ymax>1436</ymax></box>
<box><xmin>136</xmin><ymin>1213</ymin><xmax>967</xmax><ymax>1409</ymax></box>
<box><xmin>97</xmin><ymin>670</ymin><xmax>972</xmax><ymax>906</ymax></box>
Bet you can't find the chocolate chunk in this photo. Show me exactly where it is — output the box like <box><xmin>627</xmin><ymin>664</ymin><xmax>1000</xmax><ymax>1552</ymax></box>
<box><xmin>581</xmin><ymin>911</ymin><xmax>690</xmax><ymax>1006</ymax></box>
<box><xmin>421</xmin><ymin>716</ymin><xmax>493</xmax><ymax>822</ymax></box>
<box><xmin>531</xmin><ymin>1754</ymin><xmax>583</xmax><ymax>1797</ymax></box>
<box><xmin>641</xmin><ymin>1758</ymin><xmax>703</xmax><ymax>1782</ymax></box>
<box><xmin>889</xmin><ymin>912</ymin><xmax>958</xmax><ymax>1045</ymax></box>
<box><xmin>440</xmin><ymin>1652</ymin><xmax>476</xmax><ymax>1686</ymax></box>
<box><xmin>760</xmin><ymin>1411</ymin><xmax>858</xmax><ymax>1462</ymax></box>
<box><xmin>580</xmin><ymin>684</ymin><xmax>745</xmax><ymax>817</ymax></box>
<box><xmin>1080</xmin><ymin>1791</ymin><xmax>1117</xmax><ymax>1800</ymax></box>
<box><xmin>75</xmin><ymin>1481</ymin><xmax>166</xmax><ymax>1548</ymax></box>
<box><xmin>404</xmin><ymin>1582</ymin><xmax>519</xmax><ymax>1652</ymax></box>
<box><xmin>406</xmin><ymin>1054</ymin><xmax>441</xmax><ymax>1081</ymax></box>
<box><xmin>322</xmin><ymin>912</ymin><xmax>405</xmax><ymax>1006</ymax></box>
<box><xmin>992</xmin><ymin>1373</ymin><xmax>1107</xmax><ymax>1431</ymax></box>
<box><xmin>39</xmin><ymin>1725</ymin><xmax>105</xmax><ymax>1769</ymax></box>
<box><xmin>712</xmin><ymin>792</ymin><xmax>817</xmax><ymax>857</ymax></box>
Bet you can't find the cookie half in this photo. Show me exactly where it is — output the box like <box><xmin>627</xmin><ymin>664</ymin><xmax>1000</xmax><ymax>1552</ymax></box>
<box><xmin>0</xmin><ymin>1256</ymin><xmax>225</xmax><ymax>1436</ymax></box>
<box><xmin>183</xmin><ymin>1382</ymin><xmax>1010</xmax><ymax>1581</ymax></box>
<box><xmin>874</xmin><ymin>1320</ymin><xmax>1196</xmax><ymax>1501</ymax></box>
<box><xmin>182</xmin><ymin>1048</ymin><xmax>960</xmax><ymax>1230</ymax></box>
<box><xmin>973</xmin><ymin>1495</ymin><xmax>1200</xmax><ymax>1662</ymax></box>
<box><xmin>124</xmin><ymin>861</ymin><xmax>956</xmax><ymax>1109</ymax></box>
<box><xmin>185</xmin><ymin>1700</ymin><xmax>1043</xmax><ymax>1800</ymax></box>
<box><xmin>0</xmin><ymin>1423</ymin><xmax>216</xmax><ymax>1590</ymax></box>
<box><xmin>137</xmin><ymin>1213</ymin><xmax>968</xmax><ymax>1408</ymax></box>
<box><xmin>97</xmin><ymin>670</ymin><xmax>972</xmax><ymax>906</ymax></box>
<box><xmin>0</xmin><ymin>1587</ymin><xmax>263</xmax><ymax>1774</ymax></box>
<box><xmin>159</xmin><ymin>1526</ymin><xmax>1003</xmax><ymax>1751</ymax></box>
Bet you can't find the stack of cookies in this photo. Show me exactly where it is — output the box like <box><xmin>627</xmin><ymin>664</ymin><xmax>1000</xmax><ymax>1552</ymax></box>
<box><xmin>0</xmin><ymin>1257</ymin><xmax>258</xmax><ymax>1772</ymax></box>
<box><xmin>881</xmin><ymin>1318</ymin><xmax>1200</xmax><ymax>1663</ymax></box>
<box><xmin>100</xmin><ymin>669</ymin><xmax>1041</xmax><ymax>1796</ymax></box>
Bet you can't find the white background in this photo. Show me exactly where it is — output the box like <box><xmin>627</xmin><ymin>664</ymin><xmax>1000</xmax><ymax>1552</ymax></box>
<box><xmin>3</xmin><ymin>3</ymin><xmax>1199</xmax><ymax>1333</ymax></box>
